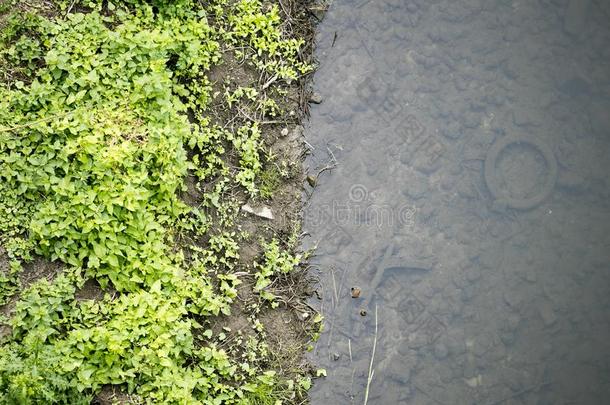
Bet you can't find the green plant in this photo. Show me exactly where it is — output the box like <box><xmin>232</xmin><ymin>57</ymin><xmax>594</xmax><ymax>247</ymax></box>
<box><xmin>0</xmin><ymin>0</ymin><xmax>315</xmax><ymax>401</ymax></box>
<box><xmin>228</xmin><ymin>0</ymin><xmax>312</xmax><ymax>80</ymax></box>
<box><xmin>254</xmin><ymin>239</ymin><xmax>301</xmax><ymax>303</ymax></box>
<box><xmin>259</xmin><ymin>162</ymin><xmax>289</xmax><ymax>199</ymax></box>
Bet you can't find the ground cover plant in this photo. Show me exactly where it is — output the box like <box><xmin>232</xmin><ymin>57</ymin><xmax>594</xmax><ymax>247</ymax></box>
<box><xmin>0</xmin><ymin>0</ymin><xmax>320</xmax><ymax>402</ymax></box>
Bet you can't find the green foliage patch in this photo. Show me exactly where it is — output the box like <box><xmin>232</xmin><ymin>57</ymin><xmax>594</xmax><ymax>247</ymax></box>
<box><xmin>0</xmin><ymin>0</ymin><xmax>314</xmax><ymax>402</ymax></box>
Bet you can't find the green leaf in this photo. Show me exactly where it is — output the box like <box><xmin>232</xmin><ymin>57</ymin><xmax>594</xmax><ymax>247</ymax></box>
<box><xmin>107</xmin><ymin>254</ymin><xmax>119</xmax><ymax>267</ymax></box>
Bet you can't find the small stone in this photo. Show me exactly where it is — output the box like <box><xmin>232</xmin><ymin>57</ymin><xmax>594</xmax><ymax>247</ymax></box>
<box><xmin>280</xmin><ymin>128</ymin><xmax>289</xmax><ymax>137</ymax></box>
<box><xmin>502</xmin><ymin>59</ymin><xmax>519</xmax><ymax>79</ymax></box>
<box><xmin>479</xmin><ymin>250</ymin><xmax>498</xmax><ymax>269</ymax></box>
<box><xmin>433</xmin><ymin>342</ymin><xmax>449</xmax><ymax>360</ymax></box>
<box><xmin>503</xmin><ymin>290</ymin><xmax>524</xmax><ymax>309</ymax></box>
<box><xmin>309</xmin><ymin>92</ymin><xmax>323</xmax><ymax>104</ymax></box>
<box><xmin>541</xmin><ymin>341</ymin><xmax>554</xmax><ymax>358</ymax></box>
<box><xmin>461</xmin><ymin>285</ymin><xmax>475</xmax><ymax>302</ymax></box>
<box><xmin>557</xmin><ymin>169</ymin><xmax>586</xmax><ymax>191</ymax></box>
<box><xmin>538</xmin><ymin>301</ymin><xmax>557</xmax><ymax>326</ymax></box>
<box><xmin>464</xmin><ymin>375</ymin><xmax>482</xmax><ymax>388</ymax></box>
<box><xmin>507</xmin><ymin>314</ymin><xmax>521</xmax><ymax>330</ymax></box>
<box><xmin>406</xmin><ymin>2</ymin><xmax>418</xmax><ymax>13</ymax></box>
<box><xmin>457</xmin><ymin>178</ymin><xmax>477</xmax><ymax>199</ymax></box>
<box><xmin>360</xmin><ymin>309</ymin><xmax>367</xmax><ymax>316</ymax></box>
<box><xmin>445</xmin><ymin>336</ymin><xmax>466</xmax><ymax>355</ymax></box>
<box><xmin>331</xmin><ymin>353</ymin><xmax>340</xmax><ymax>361</ymax></box>
<box><xmin>291</xmin><ymin>125</ymin><xmax>305</xmax><ymax>138</ymax></box>
<box><xmin>462</xmin><ymin>112</ymin><xmax>480</xmax><ymax>129</ymax></box>
<box><xmin>351</xmin><ymin>286</ymin><xmax>361</xmax><ymax>298</ymax></box>
<box><xmin>462</xmin><ymin>361</ymin><xmax>477</xmax><ymax>378</ymax></box>
<box><xmin>241</xmin><ymin>204</ymin><xmax>274</xmax><ymax>220</ymax></box>
<box><xmin>512</xmin><ymin>108</ymin><xmax>538</xmax><ymax>127</ymax></box>
<box><xmin>590</xmin><ymin>101</ymin><xmax>610</xmax><ymax>136</ymax></box>
<box><xmin>439</xmin><ymin>365</ymin><xmax>455</xmax><ymax>383</ymax></box>
<box><xmin>441</xmin><ymin>122</ymin><xmax>463</xmax><ymax>140</ymax></box>
<box><xmin>465</xmin><ymin>267</ymin><xmax>481</xmax><ymax>282</ymax></box>
<box><xmin>564</xmin><ymin>0</ymin><xmax>589</xmax><ymax>37</ymax></box>
<box><xmin>306</xmin><ymin>175</ymin><xmax>317</xmax><ymax>187</ymax></box>
<box><xmin>500</xmin><ymin>331</ymin><xmax>515</xmax><ymax>346</ymax></box>
<box><xmin>402</xmin><ymin>175</ymin><xmax>428</xmax><ymax>199</ymax></box>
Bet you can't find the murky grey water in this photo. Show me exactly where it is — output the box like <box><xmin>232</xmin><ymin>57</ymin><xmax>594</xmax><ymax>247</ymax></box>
<box><xmin>303</xmin><ymin>0</ymin><xmax>610</xmax><ymax>404</ymax></box>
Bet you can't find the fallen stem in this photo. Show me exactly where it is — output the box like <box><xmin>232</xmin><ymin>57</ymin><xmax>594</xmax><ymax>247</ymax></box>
<box><xmin>363</xmin><ymin>304</ymin><xmax>378</xmax><ymax>405</ymax></box>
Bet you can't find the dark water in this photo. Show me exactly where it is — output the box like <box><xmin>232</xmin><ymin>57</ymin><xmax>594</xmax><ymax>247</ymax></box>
<box><xmin>303</xmin><ymin>0</ymin><xmax>610</xmax><ymax>404</ymax></box>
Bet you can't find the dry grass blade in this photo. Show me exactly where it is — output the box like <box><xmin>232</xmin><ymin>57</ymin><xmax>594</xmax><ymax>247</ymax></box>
<box><xmin>363</xmin><ymin>304</ymin><xmax>378</xmax><ymax>405</ymax></box>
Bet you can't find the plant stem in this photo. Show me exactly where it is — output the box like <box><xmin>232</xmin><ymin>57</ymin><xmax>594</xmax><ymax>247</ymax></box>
<box><xmin>363</xmin><ymin>304</ymin><xmax>378</xmax><ymax>405</ymax></box>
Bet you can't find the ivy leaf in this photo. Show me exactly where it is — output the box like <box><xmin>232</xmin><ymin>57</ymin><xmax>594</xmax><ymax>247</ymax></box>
<box><xmin>92</xmin><ymin>242</ymin><xmax>106</xmax><ymax>258</ymax></box>
<box><xmin>107</xmin><ymin>254</ymin><xmax>119</xmax><ymax>267</ymax></box>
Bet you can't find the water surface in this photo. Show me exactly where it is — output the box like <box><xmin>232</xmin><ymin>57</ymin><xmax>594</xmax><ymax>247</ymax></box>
<box><xmin>304</xmin><ymin>0</ymin><xmax>610</xmax><ymax>403</ymax></box>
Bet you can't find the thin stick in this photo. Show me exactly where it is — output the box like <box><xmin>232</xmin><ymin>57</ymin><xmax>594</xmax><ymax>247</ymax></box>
<box><xmin>337</xmin><ymin>267</ymin><xmax>346</xmax><ymax>306</ymax></box>
<box><xmin>303</xmin><ymin>139</ymin><xmax>314</xmax><ymax>150</ymax></box>
<box><xmin>326</xmin><ymin>145</ymin><xmax>338</xmax><ymax>165</ymax></box>
<box><xmin>261</xmin><ymin>73</ymin><xmax>278</xmax><ymax>90</ymax></box>
<box><xmin>348</xmin><ymin>338</ymin><xmax>353</xmax><ymax>363</ymax></box>
<box><xmin>314</xmin><ymin>146</ymin><xmax>339</xmax><ymax>178</ymax></box>
<box><xmin>331</xmin><ymin>267</ymin><xmax>339</xmax><ymax>304</ymax></box>
<box><xmin>64</xmin><ymin>0</ymin><xmax>77</xmax><ymax>16</ymax></box>
<box><xmin>363</xmin><ymin>304</ymin><xmax>378</xmax><ymax>405</ymax></box>
<box><xmin>236</xmin><ymin>107</ymin><xmax>288</xmax><ymax>125</ymax></box>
